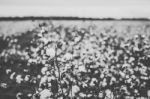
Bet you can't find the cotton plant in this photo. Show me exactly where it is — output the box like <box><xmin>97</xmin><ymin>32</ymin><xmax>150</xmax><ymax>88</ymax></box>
<box><xmin>39</xmin><ymin>89</ymin><xmax>52</xmax><ymax>99</ymax></box>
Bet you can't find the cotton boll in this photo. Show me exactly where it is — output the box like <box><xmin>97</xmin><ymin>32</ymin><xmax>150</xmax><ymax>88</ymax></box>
<box><xmin>6</xmin><ymin>69</ymin><xmax>11</xmax><ymax>74</ymax></box>
<box><xmin>75</xmin><ymin>36</ymin><xmax>81</xmax><ymax>42</ymax></box>
<box><xmin>63</xmin><ymin>53</ymin><xmax>73</xmax><ymax>60</ymax></box>
<box><xmin>54</xmin><ymin>71</ymin><xmax>59</xmax><ymax>78</ymax></box>
<box><xmin>23</xmin><ymin>69</ymin><xmax>28</xmax><ymax>73</ymax></box>
<box><xmin>87</xmin><ymin>94</ymin><xmax>92</xmax><ymax>98</ymax></box>
<box><xmin>10</xmin><ymin>72</ymin><xmax>16</xmax><ymax>80</ymax></box>
<box><xmin>46</xmin><ymin>48</ymin><xmax>55</xmax><ymax>58</ymax></box>
<box><xmin>102</xmin><ymin>81</ymin><xmax>107</xmax><ymax>87</ymax></box>
<box><xmin>105</xmin><ymin>89</ymin><xmax>111</xmax><ymax>96</ymax></box>
<box><xmin>126</xmin><ymin>78</ymin><xmax>132</xmax><ymax>83</ymax></box>
<box><xmin>125</xmin><ymin>75</ymin><xmax>130</xmax><ymax>79</ymax></box>
<box><xmin>79</xmin><ymin>92</ymin><xmax>86</xmax><ymax>98</ymax></box>
<box><xmin>140</xmin><ymin>97</ymin><xmax>146</xmax><ymax>99</ymax></box>
<box><xmin>70</xmin><ymin>85</ymin><xmax>80</xmax><ymax>97</ymax></box>
<box><xmin>24</xmin><ymin>75</ymin><xmax>30</xmax><ymax>82</ymax></box>
<box><xmin>40</xmin><ymin>89</ymin><xmax>52</xmax><ymax>99</ymax></box>
<box><xmin>131</xmin><ymin>75</ymin><xmax>136</xmax><ymax>79</ymax></box>
<box><xmin>37</xmin><ymin>33</ymin><xmax>43</xmax><ymax>37</ymax></box>
<box><xmin>78</xmin><ymin>65</ymin><xmax>86</xmax><ymax>72</ymax></box>
<box><xmin>82</xmin><ymin>82</ymin><xmax>87</xmax><ymax>88</ymax></box>
<box><xmin>111</xmin><ymin>77</ymin><xmax>116</xmax><ymax>82</ymax></box>
<box><xmin>46</xmin><ymin>71</ymin><xmax>51</xmax><ymax>76</ymax></box>
<box><xmin>48</xmin><ymin>83</ymin><xmax>52</xmax><ymax>87</ymax></box>
<box><xmin>37</xmin><ymin>75</ymin><xmax>41</xmax><ymax>79</ymax></box>
<box><xmin>40</xmin><ymin>76</ymin><xmax>48</xmax><ymax>86</ymax></box>
<box><xmin>100</xmin><ymin>74</ymin><xmax>105</xmax><ymax>79</ymax></box>
<box><xmin>89</xmin><ymin>81</ymin><xmax>95</xmax><ymax>87</ymax></box>
<box><xmin>90</xmin><ymin>78</ymin><xmax>97</xmax><ymax>86</ymax></box>
<box><xmin>134</xmin><ymin>89</ymin><xmax>138</xmax><ymax>94</ymax></box>
<box><xmin>41</xmin><ymin>67</ymin><xmax>48</xmax><ymax>75</ymax></box>
<box><xmin>16</xmin><ymin>92</ymin><xmax>23</xmax><ymax>99</ymax></box>
<box><xmin>40</xmin><ymin>38</ymin><xmax>49</xmax><ymax>44</ymax></box>
<box><xmin>147</xmin><ymin>90</ymin><xmax>150</xmax><ymax>97</ymax></box>
<box><xmin>105</xmin><ymin>89</ymin><xmax>113</xmax><ymax>99</ymax></box>
<box><xmin>121</xmin><ymin>85</ymin><xmax>127</xmax><ymax>91</ymax></box>
<box><xmin>27</xmin><ymin>93</ymin><xmax>32</xmax><ymax>98</ymax></box>
<box><xmin>0</xmin><ymin>83</ymin><xmax>7</xmax><ymax>88</ymax></box>
<box><xmin>134</xmin><ymin>35</ymin><xmax>139</xmax><ymax>39</ymax></box>
<box><xmin>16</xmin><ymin>75</ymin><xmax>23</xmax><ymax>84</ymax></box>
<box><xmin>98</xmin><ymin>92</ymin><xmax>104</xmax><ymax>98</ymax></box>
<box><xmin>119</xmin><ymin>71</ymin><xmax>125</xmax><ymax>78</ymax></box>
<box><xmin>47</xmin><ymin>76</ymin><xmax>55</xmax><ymax>82</ymax></box>
<box><xmin>92</xmin><ymin>78</ymin><xmax>97</xmax><ymax>82</ymax></box>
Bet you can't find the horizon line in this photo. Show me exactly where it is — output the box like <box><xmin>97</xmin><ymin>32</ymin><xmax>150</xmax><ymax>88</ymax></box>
<box><xmin>0</xmin><ymin>16</ymin><xmax>150</xmax><ymax>21</ymax></box>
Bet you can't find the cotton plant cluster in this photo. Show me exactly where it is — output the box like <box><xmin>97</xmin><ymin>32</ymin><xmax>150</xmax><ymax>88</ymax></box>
<box><xmin>1</xmin><ymin>22</ymin><xmax>150</xmax><ymax>99</ymax></box>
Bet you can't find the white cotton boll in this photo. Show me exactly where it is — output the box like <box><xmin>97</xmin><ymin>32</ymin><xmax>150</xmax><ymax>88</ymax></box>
<box><xmin>79</xmin><ymin>93</ymin><xmax>86</xmax><ymax>97</ymax></box>
<box><xmin>102</xmin><ymin>81</ymin><xmax>107</xmax><ymax>87</ymax></box>
<box><xmin>121</xmin><ymin>85</ymin><xmax>127</xmax><ymax>91</ymax></box>
<box><xmin>38</xmin><ymin>33</ymin><xmax>43</xmax><ymax>37</ymax></box>
<box><xmin>46</xmin><ymin>71</ymin><xmax>51</xmax><ymax>76</ymax></box>
<box><xmin>40</xmin><ymin>76</ymin><xmax>48</xmax><ymax>86</ymax></box>
<box><xmin>131</xmin><ymin>75</ymin><xmax>136</xmax><ymax>79</ymax></box>
<box><xmin>134</xmin><ymin>89</ymin><xmax>138</xmax><ymax>94</ymax></box>
<box><xmin>140</xmin><ymin>97</ymin><xmax>146</xmax><ymax>99</ymax></box>
<box><xmin>98</xmin><ymin>92</ymin><xmax>104</xmax><ymax>98</ymax></box>
<box><xmin>16</xmin><ymin>75</ymin><xmax>23</xmax><ymax>84</ymax></box>
<box><xmin>64</xmin><ymin>53</ymin><xmax>73</xmax><ymax>60</ymax></box>
<box><xmin>55</xmin><ymin>71</ymin><xmax>59</xmax><ymax>78</ymax></box>
<box><xmin>78</xmin><ymin>65</ymin><xmax>86</xmax><ymax>72</ymax></box>
<box><xmin>75</xmin><ymin>36</ymin><xmax>81</xmax><ymax>42</ymax></box>
<box><xmin>41</xmin><ymin>38</ymin><xmax>49</xmax><ymax>44</ymax></box>
<box><xmin>92</xmin><ymin>78</ymin><xmax>97</xmax><ymax>82</ymax></box>
<box><xmin>111</xmin><ymin>77</ymin><xmax>116</xmax><ymax>82</ymax></box>
<box><xmin>105</xmin><ymin>89</ymin><xmax>111</xmax><ymax>95</ymax></box>
<box><xmin>89</xmin><ymin>81</ymin><xmax>95</xmax><ymax>87</ymax></box>
<box><xmin>40</xmin><ymin>89</ymin><xmax>52</xmax><ymax>99</ymax></box>
<box><xmin>126</xmin><ymin>78</ymin><xmax>132</xmax><ymax>83</ymax></box>
<box><xmin>134</xmin><ymin>35</ymin><xmax>138</xmax><ymax>39</ymax></box>
<box><xmin>23</xmin><ymin>69</ymin><xmax>28</xmax><ymax>73</ymax></box>
<box><xmin>90</xmin><ymin>78</ymin><xmax>97</xmax><ymax>86</ymax></box>
<box><xmin>87</xmin><ymin>94</ymin><xmax>92</xmax><ymax>97</ymax></box>
<box><xmin>24</xmin><ymin>75</ymin><xmax>30</xmax><ymax>82</ymax></box>
<box><xmin>133</xmin><ymin>47</ymin><xmax>139</xmax><ymax>51</ymax></box>
<box><xmin>0</xmin><ymin>83</ymin><xmax>7</xmax><ymax>88</ymax></box>
<box><xmin>6</xmin><ymin>69</ymin><xmax>11</xmax><ymax>74</ymax></box>
<box><xmin>147</xmin><ymin>90</ymin><xmax>150</xmax><ymax>97</ymax></box>
<box><xmin>105</xmin><ymin>89</ymin><xmax>113</xmax><ymax>99</ymax></box>
<box><xmin>47</xmin><ymin>76</ymin><xmax>55</xmax><ymax>82</ymax></box>
<box><xmin>70</xmin><ymin>85</ymin><xmax>80</xmax><ymax>97</ymax></box>
<box><xmin>129</xmin><ymin>69</ymin><xmax>134</xmax><ymax>74</ymax></box>
<box><xmin>100</xmin><ymin>74</ymin><xmax>105</xmax><ymax>79</ymax></box>
<box><xmin>125</xmin><ymin>75</ymin><xmax>130</xmax><ymax>79</ymax></box>
<box><xmin>27</xmin><ymin>93</ymin><xmax>32</xmax><ymax>97</ymax></box>
<box><xmin>37</xmin><ymin>75</ymin><xmax>41</xmax><ymax>79</ymax></box>
<box><xmin>119</xmin><ymin>71</ymin><xmax>125</xmax><ymax>78</ymax></box>
<box><xmin>10</xmin><ymin>72</ymin><xmax>16</xmax><ymax>80</ymax></box>
<box><xmin>46</xmin><ymin>48</ymin><xmax>55</xmax><ymax>58</ymax></box>
<box><xmin>129</xmin><ymin>57</ymin><xmax>135</xmax><ymax>62</ymax></box>
<box><xmin>141</xmin><ymin>76</ymin><xmax>148</xmax><ymax>80</ymax></box>
<box><xmin>48</xmin><ymin>83</ymin><xmax>51</xmax><ymax>87</ymax></box>
<box><xmin>41</xmin><ymin>67</ymin><xmax>48</xmax><ymax>75</ymax></box>
<box><xmin>82</xmin><ymin>82</ymin><xmax>87</xmax><ymax>88</ymax></box>
<box><xmin>16</xmin><ymin>92</ymin><xmax>23</xmax><ymax>99</ymax></box>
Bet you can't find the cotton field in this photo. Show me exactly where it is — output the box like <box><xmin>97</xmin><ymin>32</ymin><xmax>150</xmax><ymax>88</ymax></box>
<box><xmin>0</xmin><ymin>20</ymin><xmax>150</xmax><ymax>99</ymax></box>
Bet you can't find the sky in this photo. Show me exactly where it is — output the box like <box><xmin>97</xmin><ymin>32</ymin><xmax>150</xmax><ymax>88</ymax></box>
<box><xmin>0</xmin><ymin>0</ymin><xmax>150</xmax><ymax>18</ymax></box>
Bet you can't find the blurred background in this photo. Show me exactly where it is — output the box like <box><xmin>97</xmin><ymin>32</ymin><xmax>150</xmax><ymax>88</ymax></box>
<box><xmin>0</xmin><ymin>0</ymin><xmax>150</xmax><ymax>18</ymax></box>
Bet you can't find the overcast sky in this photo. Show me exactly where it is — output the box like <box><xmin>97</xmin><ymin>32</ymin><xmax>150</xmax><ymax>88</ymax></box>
<box><xmin>0</xmin><ymin>0</ymin><xmax>150</xmax><ymax>18</ymax></box>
